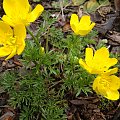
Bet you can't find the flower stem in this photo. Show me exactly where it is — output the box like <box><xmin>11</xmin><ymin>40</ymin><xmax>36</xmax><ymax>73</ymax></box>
<box><xmin>46</xmin><ymin>35</ymin><xmax>48</xmax><ymax>53</ymax></box>
<box><xmin>26</xmin><ymin>27</ymin><xmax>40</xmax><ymax>46</ymax></box>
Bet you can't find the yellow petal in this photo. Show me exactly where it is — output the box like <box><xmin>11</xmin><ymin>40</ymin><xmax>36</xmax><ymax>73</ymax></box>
<box><xmin>78</xmin><ymin>30</ymin><xmax>92</xmax><ymax>36</ymax></box>
<box><xmin>0</xmin><ymin>21</ymin><xmax>13</xmax><ymax>43</ymax></box>
<box><xmin>79</xmin><ymin>16</ymin><xmax>95</xmax><ymax>31</ymax></box>
<box><xmin>109</xmin><ymin>75</ymin><xmax>120</xmax><ymax>90</ymax></box>
<box><xmin>2</xmin><ymin>15</ymin><xmax>15</xmax><ymax>27</ymax></box>
<box><xmin>79</xmin><ymin>15</ymin><xmax>91</xmax><ymax>27</ymax></box>
<box><xmin>106</xmin><ymin>90</ymin><xmax>119</xmax><ymax>100</ymax></box>
<box><xmin>79</xmin><ymin>59</ymin><xmax>91</xmax><ymax>73</ymax></box>
<box><xmin>102</xmin><ymin>68</ymin><xmax>118</xmax><ymax>76</ymax></box>
<box><xmin>27</xmin><ymin>4</ymin><xmax>44</xmax><ymax>23</ymax></box>
<box><xmin>17</xmin><ymin>42</ymin><xmax>25</xmax><ymax>55</ymax></box>
<box><xmin>93</xmin><ymin>75</ymin><xmax>100</xmax><ymax>92</ymax></box>
<box><xmin>93</xmin><ymin>47</ymin><xmax>109</xmax><ymax>61</ymax></box>
<box><xmin>5</xmin><ymin>47</ymin><xmax>16</xmax><ymax>60</ymax></box>
<box><xmin>88</xmin><ymin>22</ymin><xmax>95</xmax><ymax>31</ymax></box>
<box><xmin>106</xmin><ymin>58</ymin><xmax>118</xmax><ymax>68</ymax></box>
<box><xmin>14</xmin><ymin>24</ymin><xmax>26</xmax><ymax>40</ymax></box>
<box><xmin>78</xmin><ymin>16</ymin><xmax>95</xmax><ymax>32</ymax></box>
<box><xmin>3</xmin><ymin>0</ymin><xmax>30</xmax><ymax>18</ymax></box>
<box><xmin>85</xmin><ymin>48</ymin><xmax>93</xmax><ymax>66</ymax></box>
<box><xmin>70</xmin><ymin>14</ymin><xmax>79</xmax><ymax>34</ymax></box>
<box><xmin>93</xmin><ymin>76</ymin><xmax>109</xmax><ymax>98</ymax></box>
<box><xmin>93</xmin><ymin>47</ymin><xmax>117</xmax><ymax>71</ymax></box>
<box><xmin>92</xmin><ymin>76</ymin><xmax>109</xmax><ymax>98</ymax></box>
<box><xmin>0</xmin><ymin>47</ymin><xmax>11</xmax><ymax>57</ymax></box>
<box><xmin>14</xmin><ymin>24</ymin><xmax>26</xmax><ymax>55</ymax></box>
<box><xmin>0</xmin><ymin>21</ymin><xmax>12</xmax><ymax>34</ymax></box>
<box><xmin>70</xmin><ymin>14</ymin><xmax>79</xmax><ymax>26</ymax></box>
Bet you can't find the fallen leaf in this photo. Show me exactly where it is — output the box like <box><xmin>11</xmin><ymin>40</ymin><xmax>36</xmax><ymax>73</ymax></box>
<box><xmin>62</xmin><ymin>22</ymin><xmax>71</xmax><ymax>32</ymax></box>
<box><xmin>95</xmin><ymin>16</ymin><xmax>116</xmax><ymax>34</ymax></box>
<box><xmin>107</xmin><ymin>33</ymin><xmax>120</xmax><ymax>44</ymax></box>
<box><xmin>84</xmin><ymin>0</ymin><xmax>110</xmax><ymax>13</ymax></box>
<box><xmin>72</xmin><ymin>0</ymin><xmax>86</xmax><ymax>5</ymax></box>
<box><xmin>84</xmin><ymin>0</ymin><xmax>99</xmax><ymax>12</ymax></box>
<box><xmin>99</xmin><ymin>0</ymin><xmax>110</xmax><ymax>6</ymax></box>
<box><xmin>0</xmin><ymin>111</ymin><xmax>14</xmax><ymax>120</ymax></box>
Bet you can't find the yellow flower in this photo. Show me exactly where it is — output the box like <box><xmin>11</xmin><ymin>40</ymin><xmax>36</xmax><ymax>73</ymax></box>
<box><xmin>0</xmin><ymin>21</ymin><xmax>26</xmax><ymax>60</ymax></box>
<box><xmin>2</xmin><ymin>0</ymin><xmax>44</xmax><ymax>27</ymax></box>
<box><xmin>40</xmin><ymin>47</ymin><xmax>45</xmax><ymax>53</ymax></box>
<box><xmin>39</xmin><ymin>46</ymin><xmax>45</xmax><ymax>54</ymax></box>
<box><xmin>93</xmin><ymin>75</ymin><xmax>120</xmax><ymax>100</ymax></box>
<box><xmin>70</xmin><ymin>14</ymin><xmax>95</xmax><ymax>36</ymax></box>
<box><xmin>79</xmin><ymin>47</ymin><xmax>118</xmax><ymax>74</ymax></box>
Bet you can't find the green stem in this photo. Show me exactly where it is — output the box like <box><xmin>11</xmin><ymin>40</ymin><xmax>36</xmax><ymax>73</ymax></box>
<box><xmin>26</xmin><ymin>27</ymin><xmax>40</xmax><ymax>46</ymax></box>
<box><xmin>46</xmin><ymin>36</ymin><xmax>48</xmax><ymax>53</ymax></box>
<box><xmin>45</xmin><ymin>29</ymin><xmax>49</xmax><ymax>53</ymax></box>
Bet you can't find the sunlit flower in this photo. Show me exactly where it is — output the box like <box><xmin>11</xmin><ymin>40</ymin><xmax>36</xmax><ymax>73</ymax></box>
<box><xmin>0</xmin><ymin>21</ymin><xmax>26</xmax><ymax>60</ymax></box>
<box><xmin>79</xmin><ymin>47</ymin><xmax>118</xmax><ymax>74</ymax></box>
<box><xmin>93</xmin><ymin>75</ymin><xmax>120</xmax><ymax>100</ymax></box>
<box><xmin>2</xmin><ymin>0</ymin><xmax>44</xmax><ymax>27</ymax></box>
<box><xmin>70</xmin><ymin>14</ymin><xmax>95</xmax><ymax>36</ymax></box>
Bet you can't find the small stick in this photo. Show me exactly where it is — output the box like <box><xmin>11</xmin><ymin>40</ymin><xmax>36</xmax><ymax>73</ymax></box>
<box><xmin>59</xmin><ymin>0</ymin><xmax>65</xmax><ymax>21</ymax></box>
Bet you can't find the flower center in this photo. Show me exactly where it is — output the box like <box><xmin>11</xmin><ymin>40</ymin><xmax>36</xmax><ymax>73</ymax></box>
<box><xmin>0</xmin><ymin>33</ymin><xmax>16</xmax><ymax>47</ymax></box>
<box><xmin>6</xmin><ymin>36</ymin><xmax>16</xmax><ymax>46</ymax></box>
<box><xmin>99</xmin><ymin>77</ymin><xmax>110</xmax><ymax>88</ymax></box>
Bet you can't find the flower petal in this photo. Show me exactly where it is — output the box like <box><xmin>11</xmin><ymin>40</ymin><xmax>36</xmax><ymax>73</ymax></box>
<box><xmin>85</xmin><ymin>48</ymin><xmax>93</xmax><ymax>65</ymax></box>
<box><xmin>27</xmin><ymin>4</ymin><xmax>44</xmax><ymax>23</ymax></box>
<box><xmin>102</xmin><ymin>68</ymin><xmax>118</xmax><ymax>76</ymax></box>
<box><xmin>70</xmin><ymin>14</ymin><xmax>79</xmax><ymax>34</ymax></box>
<box><xmin>5</xmin><ymin>47</ymin><xmax>16</xmax><ymax>60</ymax></box>
<box><xmin>14</xmin><ymin>24</ymin><xmax>26</xmax><ymax>55</ymax></box>
<box><xmin>78</xmin><ymin>30</ymin><xmax>92</xmax><ymax>36</ymax></box>
<box><xmin>106</xmin><ymin>58</ymin><xmax>118</xmax><ymax>68</ymax></box>
<box><xmin>0</xmin><ymin>47</ymin><xmax>11</xmax><ymax>57</ymax></box>
<box><xmin>106</xmin><ymin>90</ymin><xmax>119</xmax><ymax>100</ymax></box>
<box><xmin>70</xmin><ymin>14</ymin><xmax>79</xmax><ymax>26</ymax></box>
<box><xmin>79</xmin><ymin>15</ymin><xmax>91</xmax><ymax>27</ymax></box>
<box><xmin>14</xmin><ymin>24</ymin><xmax>26</xmax><ymax>40</ymax></box>
<box><xmin>3</xmin><ymin>0</ymin><xmax>30</xmax><ymax>18</ymax></box>
<box><xmin>109</xmin><ymin>75</ymin><xmax>120</xmax><ymax>90</ymax></box>
<box><xmin>89</xmin><ymin>22</ymin><xmax>96</xmax><ymax>31</ymax></box>
<box><xmin>93</xmin><ymin>47</ymin><xmax>109</xmax><ymax>62</ymax></box>
<box><xmin>93</xmin><ymin>76</ymin><xmax>100</xmax><ymax>92</ymax></box>
<box><xmin>0</xmin><ymin>21</ymin><xmax>13</xmax><ymax>44</ymax></box>
<box><xmin>93</xmin><ymin>48</ymin><xmax>117</xmax><ymax>71</ymax></box>
<box><xmin>79</xmin><ymin>59</ymin><xmax>91</xmax><ymax>73</ymax></box>
<box><xmin>2</xmin><ymin>15</ymin><xmax>14</xmax><ymax>27</ymax></box>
